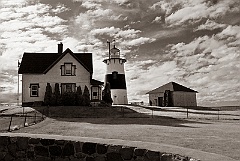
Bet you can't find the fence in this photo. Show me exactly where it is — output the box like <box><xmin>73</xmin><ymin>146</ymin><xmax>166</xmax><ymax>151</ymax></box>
<box><xmin>124</xmin><ymin>105</ymin><xmax>240</xmax><ymax>120</ymax></box>
<box><xmin>1</xmin><ymin>105</ymin><xmax>239</xmax><ymax>132</ymax></box>
<box><xmin>0</xmin><ymin>110</ymin><xmax>45</xmax><ymax>132</ymax></box>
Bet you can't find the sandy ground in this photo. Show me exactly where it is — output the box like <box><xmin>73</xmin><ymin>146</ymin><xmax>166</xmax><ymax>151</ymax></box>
<box><xmin>14</xmin><ymin>117</ymin><xmax>240</xmax><ymax>160</ymax></box>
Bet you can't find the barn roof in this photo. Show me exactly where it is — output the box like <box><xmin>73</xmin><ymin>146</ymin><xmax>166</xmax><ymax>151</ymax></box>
<box><xmin>18</xmin><ymin>48</ymin><xmax>93</xmax><ymax>74</ymax></box>
<box><xmin>146</xmin><ymin>82</ymin><xmax>198</xmax><ymax>94</ymax></box>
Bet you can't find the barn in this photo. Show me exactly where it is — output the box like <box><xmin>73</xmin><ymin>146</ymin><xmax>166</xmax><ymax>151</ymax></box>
<box><xmin>146</xmin><ymin>82</ymin><xmax>198</xmax><ymax>107</ymax></box>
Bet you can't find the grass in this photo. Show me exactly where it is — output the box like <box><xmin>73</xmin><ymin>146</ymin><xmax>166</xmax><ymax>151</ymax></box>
<box><xmin>1</xmin><ymin>105</ymin><xmax>239</xmax><ymax>160</ymax></box>
<box><xmin>14</xmin><ymin>117</ymin><xmax>240</xmax><ymax>160</ymax></box>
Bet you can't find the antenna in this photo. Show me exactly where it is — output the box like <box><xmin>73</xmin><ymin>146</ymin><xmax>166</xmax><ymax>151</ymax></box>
<box><xmin>107</xmin><ymin>40</ymin><xmax>110</xmax><ymax>59</ymax></box>
<box><xmin>113</xmin><ymin>39</ymin><xmax>116</xmax><ymax>48</ymax></box>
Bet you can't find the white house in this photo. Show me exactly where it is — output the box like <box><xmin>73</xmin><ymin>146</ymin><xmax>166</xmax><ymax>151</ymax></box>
<box><xmin>146</xmin><ymin>82</ymin><xmax>198</xmax><ymax>107</ymax></box>
<box><xmin>18</xmin><ymin>43</ymin><xmax>103</xmax><ymax>107</ymax></box>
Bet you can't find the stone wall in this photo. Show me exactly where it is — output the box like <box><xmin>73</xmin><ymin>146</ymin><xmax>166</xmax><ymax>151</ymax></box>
<box><xmin>0</xmin><ymin>135</ymin><xmax>199</xmax><ymax>161</ymax></box>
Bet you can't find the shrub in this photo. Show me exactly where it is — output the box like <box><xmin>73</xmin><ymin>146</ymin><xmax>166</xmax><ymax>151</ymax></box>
<box><xmin>76</xmin><ymin>85</ymin><xmax>83</xmax><ymax>106</ymax></box>
<box><xmin>82</xmin><ymin>86</ymin><xmax>90</xmax><ymax>106</ymax></box>
<box><xmin>62</xmin><ymin>92</ymin><xmax>76</xmax><ymax>106</ymax></box>
<box><xmin>44</xmin><ymin>83</ymin><xmax>52</xmax><ymax>106</ymax></box>
<box><xmin>55</xmin><ymin>83</ymin><xmax>61</xmax><ymax>105</ymax></box>
<box><xmin>102</xmin><ymin>82</ymin><xmax>113</xmax><ymax>105</ymax></box>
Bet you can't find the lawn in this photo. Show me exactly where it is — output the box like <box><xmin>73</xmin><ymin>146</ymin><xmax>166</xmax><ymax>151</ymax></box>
<box><xmin>1</xmin><ymin>105</ymin><xmax>239</xmax><ymax>160</ymax></box>
<box><xmin>13</xmin><ymin>113</ymin><xmax>240</xmax><ymax>160</ymax></box>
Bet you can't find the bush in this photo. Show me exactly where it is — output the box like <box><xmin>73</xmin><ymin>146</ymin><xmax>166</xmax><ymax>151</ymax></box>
<box><xmin>62</xmin><ymin>92</ymin><xmax>76</xmax><ymax>106</ymax></box>
<box><xmin>76</xmin><ymin>85</ymin><xmax>83</xmax><ymax>106</ymax></box>
<box><xmin>98</xmin><ymin>100</ymin><xmax>111</xmax><ymax>107</ymax></box>
<box><xmin>51</xmin><ymin>83</ymin><xmax>61</xmax><ymax>106</ymax></box>
<box><xmin>44</xmin><ymin>83</ymin><xmax>52</xmax><ymax>106</ymax></box>
<box><xmin>82</xmin><ymin>86</ymin><xmax>90</xmax><ymax>106</ymax></box>
<box><xmin>102</xmin><ymin>82</ymin><xmax>113</xmax><ymax>105</ymax></box>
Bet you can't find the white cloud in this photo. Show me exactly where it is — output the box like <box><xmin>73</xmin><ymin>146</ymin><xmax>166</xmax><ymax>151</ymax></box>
<box><xmin>51</xmin><ymin>3</ymin><xmax>70</xmax><ymax>13</ymax></box>
<box><xmin>164</xmin><ymin>0</ymin><xmax>240</xmax><ymax>26</ymax></box>
<box><xmin>90</xmin><ymin>26</ymin><xmax>120</xmax><ymax>36</ymax></box>
<box><xmin>121</xmin><ymin>37</ymin><xmax>155</xmax><ymax>47</ymax></box>
<box><xmin>81</xmin><ymin>1</ymin><xmax>101</xmax><ymax>9</ymax></box>
<box><xmin>0</xmin><ymin>2</ymin><xmax>69</xmax><ymax>99</ymax></box>
<box><xmin>194</xmin><ymin>19</ymin><xmax>227</xmax><ymax>31</ymax></box>
<box><xmin>0</xmin><ymin>0</ymin><xmax>27</xmax><ymax>7</ymax></box>
<box><xmin>166</xmin><ymin>3</ymin><xmax>209</xmax><ymax>25</ymax></box>
<box><xmin>165</xmin><ymin>27</ymin><xmax>240</xmax><ymax>105</ymax></box>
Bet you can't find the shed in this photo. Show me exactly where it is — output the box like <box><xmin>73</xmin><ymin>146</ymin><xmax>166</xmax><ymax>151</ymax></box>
<box><xmin>146</xmin><ymin>82</ymin><xmax>198</xmax><ymax>107</ymax></box>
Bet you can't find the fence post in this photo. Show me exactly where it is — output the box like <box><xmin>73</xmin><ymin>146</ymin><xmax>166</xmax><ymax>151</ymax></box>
<box><xmin>218</xmin><ymin>108</ymin><xmax>220</xmax><ymax>120</ymax></box>
<box><xmin>34</xmin><ymin>112</ymin><xmax>37</xmax><ymax>123</ymax></box>
<box><xmin>8</xmin><ymin>115</ymin><xmax>13</xmax><ymax>132</ymax></box>
<box><xmin>152</xmin><ymin>109</ymin><xmax>153</xmax><ymax>118</ymax></box>
<box><xmin>22</xmin><ymin>106</ymin><xmax>24</xmax><ymax>116</ymax></box>
<box><xmin>122</xmin><ymin>107</ymin><xmax>124</xmax><ymax>117</ymax></box>
<box><xmin>187</xmin><ymin>108</ymin><xmax>189</xmax><ymax>119</ymax></box>
<box><xmin>24</xmin><ymin>113</ymin><xmax>27</xmax><ymax>127</ymax></box>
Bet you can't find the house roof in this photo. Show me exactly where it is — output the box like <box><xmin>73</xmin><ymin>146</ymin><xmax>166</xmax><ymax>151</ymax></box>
<box><xmin>18</xmin><ymin>48</ymin><xmax>93</xmax><ymax>74</ymax></box>
<box><xmin>146</xmin><ymin>82</ymin><xmax>198</xmax><ymax>94</ymax></box>
<box><xmin>91</xmin><ymin>79</ymin><xmax>104</xmax><ymax>86</ymax></box>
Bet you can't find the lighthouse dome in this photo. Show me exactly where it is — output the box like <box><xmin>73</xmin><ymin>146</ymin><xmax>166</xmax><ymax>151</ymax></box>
<box><xmin>110</xmin><ymin>47</ymin><xmax>120</xmax><ymax>58</ymax></box>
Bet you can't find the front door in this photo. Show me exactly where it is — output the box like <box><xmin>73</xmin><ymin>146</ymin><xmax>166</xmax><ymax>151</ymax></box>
<box><xmin>158</xmin><ymin>97</ymin><xmax>163</xmax><ymax>107</ymax></box>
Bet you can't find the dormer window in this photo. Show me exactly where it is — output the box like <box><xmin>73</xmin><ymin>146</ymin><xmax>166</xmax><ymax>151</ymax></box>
<box><xmin>61</xmin><ymin>63</ymin><xmax>76</xmax><ymax>76</ymax></box>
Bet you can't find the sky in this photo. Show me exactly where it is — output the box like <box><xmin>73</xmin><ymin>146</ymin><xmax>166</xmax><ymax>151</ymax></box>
<box><xmin>0</xmin><ymin>0</ymin><xmax>240</xmax><ymax>106</ymax></box>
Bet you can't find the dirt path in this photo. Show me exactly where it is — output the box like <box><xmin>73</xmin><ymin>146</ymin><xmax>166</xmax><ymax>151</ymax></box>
<box><xmin>14</xmin><ymin>117</ymin><xmax>240</xmax><ymax>160</ymax></box>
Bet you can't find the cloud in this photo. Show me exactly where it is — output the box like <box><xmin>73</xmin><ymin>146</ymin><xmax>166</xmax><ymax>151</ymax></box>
<box><xmin>121</xmin><ymin>37</ymin><xmax>155</xmax><ymax>47</ymax></box>
<box><xmin>0</xmin><ymin>0</ymin><xmax>239</xmax><ymax>107</ymax></box>
<box><xmin>194</xmin><ymin>19</ymin><xmax>227</xmax><ymax>31</ymax></box>
<box><xmin>0</xmin><ymin>0</ymin><xmax>26</xmax><ymax>7</ymax></box>
<box><xmin>164</xmin><ymin>0</ymin><xmax>240</xmax><ymax>26</ymax></box>
<box><xmin>0</xmin><ymin>1</ymin><xmax>69</xmax><ymax>101</ymax></box>
<box><xmin>164</xmin><ymin>26</ymin><xmax>240</xmax><ymax>105</ymax></box>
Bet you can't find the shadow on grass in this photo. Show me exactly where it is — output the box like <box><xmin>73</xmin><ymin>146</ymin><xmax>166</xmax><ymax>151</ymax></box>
<box><xmin>30</xmin><ymin>106</ymin><xmax>211</xmax><ymax>128</ymax></box>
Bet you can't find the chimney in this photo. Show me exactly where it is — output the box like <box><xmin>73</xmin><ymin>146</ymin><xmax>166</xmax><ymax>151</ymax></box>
<box><xmin>58</xmin><ymin>42</ymin><xmax>63</xmax><ymax>54</ymax></box>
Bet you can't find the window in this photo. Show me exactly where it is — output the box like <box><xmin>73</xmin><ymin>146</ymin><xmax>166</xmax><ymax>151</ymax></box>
<box><xmin>61</xmin><ymin>63</ymin><xmax>76</xmax><ymax>76</ymax></box>
<box><xmin>61</xmin><ymin>83</ymin><xmax>76</xmax><ymax>93</ymax></box>
<box><xmin>112</xmin><ymin>71</ymin><xmax>118</xmax><ymax>79</ymax></box>
<box><xmin>30</xmin><ymin>84</ymin><xmax>39</xmax><ymax>97</ymax></box>
<box><xmin>91</xmin><ymin>86</ymin><xmax>99</xmax><ymax>100</ymax></box>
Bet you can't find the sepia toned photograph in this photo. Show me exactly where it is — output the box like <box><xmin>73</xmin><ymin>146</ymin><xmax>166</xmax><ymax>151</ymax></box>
<box><xmin>0</xmin><ymin>0</ymin><xmax>240</xmax><ymax>161</ymax></box>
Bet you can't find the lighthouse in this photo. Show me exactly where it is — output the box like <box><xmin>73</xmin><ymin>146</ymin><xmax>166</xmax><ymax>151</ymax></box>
<box><xmin>103</xmin><ymin>40</ymin><xmax>128</xmax><ymax>104</ymax></box>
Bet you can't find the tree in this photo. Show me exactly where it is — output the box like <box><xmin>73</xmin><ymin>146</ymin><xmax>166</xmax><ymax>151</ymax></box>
<box><xmin>102</xmin><ymin>82</ymin><xmax>113</xmax><ymax>105</ymax></box>
<box><xmin>52</xmin><ymin>83</ymin><xmax>61</xmax><ymax>106</ymax></box>
<box><xmin>44</xmin><ymin>83</ymin><xmax>52</xmax><ymax>106</ymax></box>
<box><xmin>76</xmin><ymin>85</ymin><xmax>83</xmax><ymax>106</ymax></box>
<box><xmin>82</xmin><ymin>85</ymin><xmax>90</xmax><ymax>106</ymax></box>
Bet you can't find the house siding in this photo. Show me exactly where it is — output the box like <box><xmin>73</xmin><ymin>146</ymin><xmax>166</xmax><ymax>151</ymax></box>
<box><xmin>148</xmin><ymin>91</ymin><xmax>197</xmax><ymax>107</ymax></box>
<box><xmin>172</xmin><ymin>91</ymin><xmax>197</xmax><ymax>107</ymax></box>
<box><xmin>149</xmin><ymin>92</ymin><xmax>164</xmax><ymax>106</ymax></box>
<box><xmin>22</xmin><ymin>53</ymin><xmax>91</xmax><ymax>104</ymax></box>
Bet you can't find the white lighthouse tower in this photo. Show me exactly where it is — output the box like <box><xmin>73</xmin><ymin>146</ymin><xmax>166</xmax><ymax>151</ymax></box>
<box><xmin>103</xmin><ymin>40</ymin><xmax>128</xmax><ymax>104</ymax></box>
